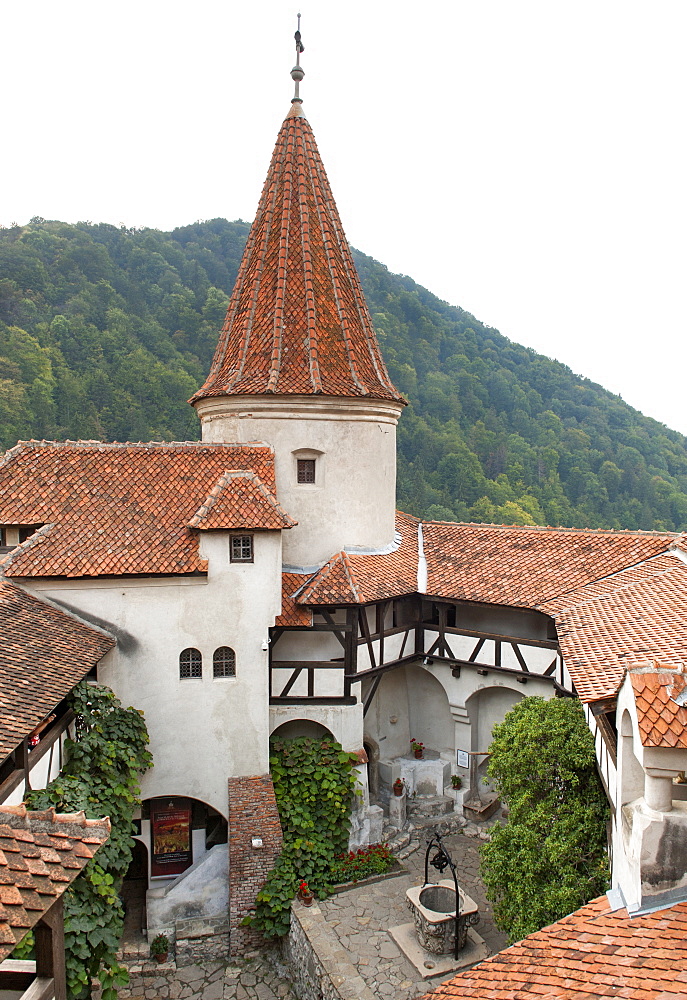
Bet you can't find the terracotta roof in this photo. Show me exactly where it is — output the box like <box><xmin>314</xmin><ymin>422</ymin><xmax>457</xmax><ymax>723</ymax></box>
<box><xmin>188</xmin><ymin>470</ymin><xmax>296</xmax><ymax>530</ymax></box>
<box><xmin>298</xmin><ymin>511</ymin><xmax>419</xmax><ymax>605</ymax></box>
<box><xmin>0</xmin><ymin>440</ymin><xmax>290</xmax><ymax>578</ymax></box>
<box><xmin>628</xmin><ymin>664</ymin><xmax>687</xmax><ymax>749</ymax></box>
<box><xmin>275</xmin><ymin>572</ymin><xmax>314</xmax><ymax>627</ymax></box>
<box><xmin>542</xmin><ymin>554</ymin><xmax>687</xmax><ymax>702</ymax></box>
<box><xmin>0</xmin><ymin>804</ymin><xmax>110</xmax><ymax>959</ymax></box>
<box><xmin>190</xmin><ymin>107</ymin><xmax>404</xmax><ymax>405</ymax></box>
<box><xmin>425</xmin><ymin>895</ymin><xmax>687</xmax><ymax>1000</ymax></box>
<box><xmin>0</xmin><ymin>581</ymin><xmax>115</xmax><ymax>758</ymax></box>
<box><xmin>422</xmin><ymin>521</ymin><xmax>678</xmax><ymax>608</ymax></box>
<box><xmin>296</xmin><ymin>517</ymin><xmax>687</xmax><ymax>704</ymax></box>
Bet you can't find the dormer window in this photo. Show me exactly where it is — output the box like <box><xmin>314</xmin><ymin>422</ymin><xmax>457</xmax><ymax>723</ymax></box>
<box><xmin>0</xmin><ymin>524</ymin><xmax>39</xmax><ymax>552</ymax></box>
<box><xmin>297</xmin><ymin>459</ymin><xmax>316</xmax><ymax>484</ymax></box>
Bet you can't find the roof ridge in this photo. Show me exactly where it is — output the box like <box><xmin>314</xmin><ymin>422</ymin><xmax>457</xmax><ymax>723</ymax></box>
<box><xmin>0</xmin><ymin>803</ymin><xmax>111</xmax><ymax>835</ymax></box>
<box><xmin>340</xmin><ymin>551</ymin><xmax>361</xmax><ymax>602</ymax></box>
<box><xmin>539</xmin><ymin>550</ymin><xmax>685</xmax><ymax>610</ymax></box>
<box><xmin>423</xmin><ymin>519</ymin><xmax>682</xmax><ymax>540</ymax></box>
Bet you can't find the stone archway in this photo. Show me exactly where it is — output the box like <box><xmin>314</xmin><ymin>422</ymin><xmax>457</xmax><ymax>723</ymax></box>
<box><xmin>466</xmin><ymin>685</ymin><xmax>525</xmax><ymax>788</ymax></box>
<box><xmin>270</xmin><ymin>719</ymin><xmax>335</xmax><ymax>741</ymax></box>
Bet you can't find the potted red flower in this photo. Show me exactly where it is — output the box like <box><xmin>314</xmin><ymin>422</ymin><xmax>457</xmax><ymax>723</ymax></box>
<box><xmin>297</xmin><ymin>879</ymin><xmax>314</xmax><ymax>906</ymax></box>
<box><xmin>410</xmin><ymin>738</ymin><xmax>424</xmax><ymax>759</ymax></box>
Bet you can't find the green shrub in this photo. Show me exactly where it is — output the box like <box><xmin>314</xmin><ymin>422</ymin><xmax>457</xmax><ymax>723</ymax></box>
<box><xmin>480</xmin><ymin>696</ymin><xmax>609</xmax><ymax>943</ymax></box>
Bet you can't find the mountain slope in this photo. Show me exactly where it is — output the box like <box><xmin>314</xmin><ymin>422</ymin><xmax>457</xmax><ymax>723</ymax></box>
<box><xmin>1</xmin><ymin>218</ymin><xmax>686</xmax><ymax>532</ymax></box>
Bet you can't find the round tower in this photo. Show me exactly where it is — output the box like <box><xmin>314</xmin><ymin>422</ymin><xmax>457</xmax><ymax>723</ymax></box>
<box><xmin>191</xmin><ymin>37</ymin><xmax>405</xmax><ymax>568</ymax></box>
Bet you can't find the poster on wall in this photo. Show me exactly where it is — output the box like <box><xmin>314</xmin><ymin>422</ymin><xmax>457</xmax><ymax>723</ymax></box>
<box><xmin>150</xmin><ymin>798</ymin><xmax>192</xmax><ymax>877</ymax></box>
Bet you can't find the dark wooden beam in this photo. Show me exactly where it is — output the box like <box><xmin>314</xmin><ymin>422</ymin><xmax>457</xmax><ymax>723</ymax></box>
<box><xmin>269</xmin><ymin>696</ymin><xmax>357</xmax><ymax>706</ymax></box>
<box><xmin>363</xmin><ymin>675</ymin><xmax>383</xmax><ymax>717</ymax></box>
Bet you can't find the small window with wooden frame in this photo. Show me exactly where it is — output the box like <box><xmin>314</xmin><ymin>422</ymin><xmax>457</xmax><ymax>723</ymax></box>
<box><xmin>213</xmin><ymin>646</ymin><xmax>236</xmax><ymax>678</ymax></box>
<box><xmin>297</xmin><ymin>459</ymin><xmax>316</xmax><ymax>484</ymax></box>
<box><xmin>230</xmin><ymin>534</ymin><xmax>253</xmax><ymax>563</ymax></box>
<box><xmin>179</xmin><ymin>647</ymin><xmax>202</xmax><ymax>679</ymax></box>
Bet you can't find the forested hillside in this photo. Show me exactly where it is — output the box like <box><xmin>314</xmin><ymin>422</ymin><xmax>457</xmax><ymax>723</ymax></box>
<box><xmin>2</xmin><ymin>218</ymin><xmax>686</xmax><ymax>532</ymax></box>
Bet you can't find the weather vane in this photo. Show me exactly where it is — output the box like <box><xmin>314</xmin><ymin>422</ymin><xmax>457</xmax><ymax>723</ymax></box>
<box><xmin>291</xmin><ymin>13</ymin><xmax>304</xmax><ymax>105</ymax></box>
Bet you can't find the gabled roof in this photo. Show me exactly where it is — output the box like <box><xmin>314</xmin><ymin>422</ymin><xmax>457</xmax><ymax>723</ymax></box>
<box><xmin>188</xmin><ymin>470</ymin><xmax>296</xmax><ymax>530</ymax></box>
<box><xmin>0</xmin><ymin>440</ymin><xmax>291</xmax><ymax>579</ymax></box>
<box><xmin>0</xmin><ymin>805</ymin><xmax>110</xmax><ymax>959</ymax></box>
<box><xmin>298</xmin><ymin>511</ymin><xmax>419</xmax><ymax>604</ymax></box>
<box><xmin>0</xmin><ymin>581</ymin><xmax>115</xmax><ymax>758</ymax></box>
<box><xmin>424</xmin><ymin>895</ymin><xmax>687</xmax><ymax>1000</ymax></box>
<box><xmin>190</xmin><ymin>105</ymin><xmax>404</xmax><ymax>406</ymax></box>
<box><xmin>628</xmin><ymin>663</ymin><xmax>687</xmax><ymax>749</ymax></box>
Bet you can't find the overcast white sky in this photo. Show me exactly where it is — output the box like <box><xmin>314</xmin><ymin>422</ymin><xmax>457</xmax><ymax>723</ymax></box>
<box><xmin>3</xmin><ymin>2</ymin><xmax>686</xmax><ymax>434</ymax></box>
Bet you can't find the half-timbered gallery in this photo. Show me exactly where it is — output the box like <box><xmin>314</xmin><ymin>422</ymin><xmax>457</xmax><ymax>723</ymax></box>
<box><xmin>1</xmin><ymin>35</ymin><xmax>687</xmax><ymax>963</ymax></box>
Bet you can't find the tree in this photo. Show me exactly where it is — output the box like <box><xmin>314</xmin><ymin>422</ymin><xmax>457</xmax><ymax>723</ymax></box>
<box><xmin>480</xmin><ymin>696</ymin><xmax>609</xmax><ymax>943</ymax></box>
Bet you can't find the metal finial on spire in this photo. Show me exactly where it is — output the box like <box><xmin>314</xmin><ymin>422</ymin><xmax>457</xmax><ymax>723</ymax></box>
<box><xmin>291</xmin><ymin>13</ymin><xmax>305</xmax><ymax>105</ymax></box>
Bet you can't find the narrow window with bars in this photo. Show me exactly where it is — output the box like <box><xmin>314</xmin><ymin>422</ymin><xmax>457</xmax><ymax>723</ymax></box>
<box><xmin>230</xmin><ymin>535</ymin><xmax>253</xmax><ymax>562</ymax></box>
<box><xmin>179</xmin><ymin>647</ymin><xmax>202</xmax><ymax>679</ymax></box>
<box><xmin>213</xmin><ymin>646</ymin><xmax>236</xmax><ymax>678</ymax></box>
<box><xmin>297</xmin><ymin>459</ymin><xmax>316</xmax><ymax>484</ymax></box>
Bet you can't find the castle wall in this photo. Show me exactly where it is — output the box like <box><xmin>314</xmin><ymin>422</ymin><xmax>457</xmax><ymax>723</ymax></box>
<box><xmin>26</xmin><ymin>530</ymin><xmax>283</xmax><ymax>818</ymax></box>
<box><xmin>196</xmin><ymin>396</ymin><xmax>403</xmax><ymax>567</ymax></box>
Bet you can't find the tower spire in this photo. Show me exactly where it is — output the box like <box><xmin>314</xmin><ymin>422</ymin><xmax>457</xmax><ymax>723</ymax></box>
<box><xmin>291</xmin><ymin>13</ymin><xmax>305</xmax><ymax>108</ymax></box>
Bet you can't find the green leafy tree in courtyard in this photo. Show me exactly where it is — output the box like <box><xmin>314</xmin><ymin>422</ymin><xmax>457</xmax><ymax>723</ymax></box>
<box><xmin>480</xmin><ymin>696</ymin><xmax>609</xmax><ymax>943</ymax></box>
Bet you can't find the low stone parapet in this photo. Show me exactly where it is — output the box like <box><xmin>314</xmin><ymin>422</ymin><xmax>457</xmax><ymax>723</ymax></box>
<box><xmin>282</xmin><ymin>900</ymin><xmax>377</xmax><ymax>1000</ymax></box>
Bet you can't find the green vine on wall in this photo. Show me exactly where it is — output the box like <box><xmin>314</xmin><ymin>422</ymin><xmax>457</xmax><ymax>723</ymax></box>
<box><xmin>17</xmin><ymin>682</ymin><xmax>153</xmax><ymax>999</ymax></box>
<box><xmin>247</xmin><ymin>737</ymin><xmax>359</xmax><ymax>938</ymax></box>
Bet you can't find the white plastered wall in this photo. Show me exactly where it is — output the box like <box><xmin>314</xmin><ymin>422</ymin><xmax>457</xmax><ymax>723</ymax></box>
<box><xmin>26</xmin><ymin>531</ymin><xmax>283</xmax><ymax>818</ymax></box>
<box><xmin>365</xmin><ymin>660</ymin><xmax>554</xmax><ymax>782</ymax></box>
<box><xmin>196</xmin><ymin>396</ymin><xmax>403</xmax><ymax>567</ymax></box>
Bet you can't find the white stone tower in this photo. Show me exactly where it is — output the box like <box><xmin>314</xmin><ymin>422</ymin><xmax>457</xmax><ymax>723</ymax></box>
<box><xmin>190</xmin><ymin>43</ymin><xmax>405</xmax><ymax>569</ymax></box>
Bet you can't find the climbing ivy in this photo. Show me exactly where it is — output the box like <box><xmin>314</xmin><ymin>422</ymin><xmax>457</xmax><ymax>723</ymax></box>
<box><xmin>248</xmin><ymin>737</ymin><xmax>359</xmax><ymax>938</ymax></box>
<box><xmin>19</xmin><ymin>682</ymin><xmax>153</xmax><ymax>999</ymax></box>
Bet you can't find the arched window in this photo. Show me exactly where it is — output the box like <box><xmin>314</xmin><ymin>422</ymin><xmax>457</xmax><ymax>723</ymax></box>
<box><xmin>179</xmin><ymin>647</ymin><xmax>202</xmax><ymax>679</ymax></box>
<box><xmin>213</xmin><ymin>646</ymin><xmax>236</xmax><ymax>678</ymax></box>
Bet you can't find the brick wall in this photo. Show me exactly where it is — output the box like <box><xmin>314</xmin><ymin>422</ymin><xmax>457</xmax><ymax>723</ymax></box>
<box><xmin>227</xmin><ymin>774</ymin><xmax>283</xmax><ymax>954</ymax></box>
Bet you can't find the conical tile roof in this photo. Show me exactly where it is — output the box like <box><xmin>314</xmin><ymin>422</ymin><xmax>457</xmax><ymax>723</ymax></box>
<box><xmin>191</xmin><ymin>105</ymin><xmax>404</xmax><ymax>404</ymax></box>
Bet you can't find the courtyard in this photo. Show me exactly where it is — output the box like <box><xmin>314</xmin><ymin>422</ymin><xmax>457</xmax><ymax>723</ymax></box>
<box><xmin>111</xmin><ymin>827</ymin><xmax>506</xmax><ymax>1000</ymax></box>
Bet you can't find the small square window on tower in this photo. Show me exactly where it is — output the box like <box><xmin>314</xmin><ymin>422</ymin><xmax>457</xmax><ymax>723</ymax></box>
<box><xmin>231</xmin><ymin>534</ymin><xmax>254</xmax><ymax>563</ymax></box>
<box><xmin>297</xmin><ymin>459</ymin><xmax>316</xmax><ymax>484</ymax></box>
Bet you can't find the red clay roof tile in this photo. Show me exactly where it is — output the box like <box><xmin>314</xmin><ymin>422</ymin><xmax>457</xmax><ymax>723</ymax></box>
<box><xmin>190</xmin><ymin>110</ymin><xmax>404</xmax><ymax>406</ymax></box>
<box><xmin>0</xmin><ymin>805</ymin><xmax>109</xmax><ymax>960</ymax></box>
<box><xmin>0</xmin><ymin>581</ymin><xmax>115</xmax><ymax>758</ymax></box>
<box><xmin>424</xmin><ymin>896</ymin><xmax>687</xmax><ymax>1000</ymax></box>
<box><xmin>0</xmin><ymin>440</ymin><xmax>290</xmax><ymax>578</ymax></box>
<box><xmin>628</xmin><ymin>665</ymin><xmax>687</xmax><ymax>749</ymax></box>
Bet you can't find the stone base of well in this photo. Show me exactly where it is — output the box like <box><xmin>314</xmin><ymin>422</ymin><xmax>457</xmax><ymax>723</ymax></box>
<box><xmin>388</xmin><ymin>923</ymin><xmax>488</xmax><ymax>978</ymax></box>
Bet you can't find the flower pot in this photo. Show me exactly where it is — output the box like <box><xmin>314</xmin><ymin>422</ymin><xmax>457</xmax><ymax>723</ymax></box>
<box><xmin>414</xmin><ymin>748</ymin><xmax>423</xmax><ymax>759</ymax></box>
<box><xmin>298</xmin><ymin>892</ymin><xmax>314</xmax><ymax>907</ymax></box>
<box><xmin>393</xmin><ymin>779</ymin><xmax>404</xmax><ymax>796</ymax></box>
<box><xmin>154</xmin><ymin>953</ymin><xmax>168</xmax><ymax>964</ymax></box>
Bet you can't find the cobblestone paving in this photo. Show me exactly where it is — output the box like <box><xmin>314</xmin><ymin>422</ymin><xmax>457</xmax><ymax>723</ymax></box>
<box><xmin>112</xmin><ymin>829</ymin><xmax>505</xmax><ymax>1000</ymax></box>
<box><xmin>317</xmin><ymin>829</ymin><xmax>508</xmax><ymax>1000</ymax></box>
<box><xmin>107</xmin><ymin>951</ymin><xmax>296</xmax><ymax>1000</ymax></box>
